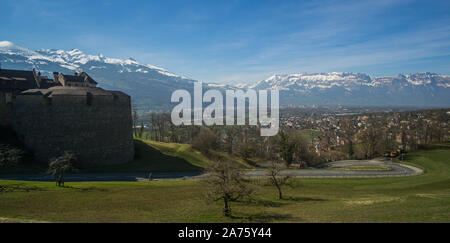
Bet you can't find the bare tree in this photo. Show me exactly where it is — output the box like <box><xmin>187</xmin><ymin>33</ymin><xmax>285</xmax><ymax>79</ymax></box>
<box><xmin>0</xmin><ymin>144</ymin><xmax>24</xmax><ymax>168</ymax></box>
<box><xmin>356</xmin><ymin>126</ymin><xmax>381</xmax><ymax>159</ymax></box>
<box><xmin>203</xmin><ymin>158</ymin><xmax>252</xmax><ymax>217</ymax></box>
<box><xmin>48</xmin><ymin>152</ymin><xmax>78</xmax><ymax>187</ymax></box>
<box><xmin>278</xmin><ymin>130</ymin><xmax>295</xmax><ymax>165</ymax></box>
<box><xmin>138</xmin><ymin>121</ymin><xmax>145</xmax><ymax>138</ymax></box>
<box><xmin>132</xmin><ymin>105</ymin><xmax>139</xmax><ymax>138</ymax></box>
<box><xmin>224</xmin><ymin>126</ymin><xmax>238</xmax><ymax>154</ymax></box>
<box><xmin>237</xmin><ymin>142</ymin><xmax>252</xmax><ymax>160</ymax></box>
<box><xmin>191</xmin><ymin>129</ymin><xmax>218</xmax><ymax>156</ymax></box>
<box><xmin>266</xmin><ymin>160</ymin><xmax>290</xmax><ymax>199</ymax></box>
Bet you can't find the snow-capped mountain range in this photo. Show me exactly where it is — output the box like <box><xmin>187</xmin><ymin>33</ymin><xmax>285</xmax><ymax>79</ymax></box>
<box><xmin>246</xmin><ymin>72</ymin><xmax>450</xmax><ymax>90</ymax></box>
<box><xmin>0</xmin><ymin>41</ymin><xmax>183</xmax><ymax>78</ymax></box>
<box><xmin>1</xmin><ymin>41</ymin><xmax>449</xmax><ymax>109</ymax></box>
<box><xmin>0</xmin><ymin>41</ymin><xmax>200</xmax><ymax>110</ymax></box>
<box><xmin>244</xmin><ymin>72</ymin><xmax>450</xmax><ymax>107</ymax></box>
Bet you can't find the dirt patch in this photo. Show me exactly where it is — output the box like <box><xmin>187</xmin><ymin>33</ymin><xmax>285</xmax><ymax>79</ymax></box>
<box><xmin>415</xmin><ymin>193</ymin><xmax>447</xmax><ymax>199</ymax></box>
<box><xmin>344</xmin><ymin>196</ymin><xmax>402</xmax><ymax>206</ymax></box>
<box><xmin>0</xmin><ymin>217</ymin><xmax>49</xmax><ymax>223</ymax></box>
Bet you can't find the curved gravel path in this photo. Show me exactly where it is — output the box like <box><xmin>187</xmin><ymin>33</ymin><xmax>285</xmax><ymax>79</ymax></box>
<box><xmin>0</xmin><ymin>159</ymin><xmax>423</xmax><ymax>182</ymax></box>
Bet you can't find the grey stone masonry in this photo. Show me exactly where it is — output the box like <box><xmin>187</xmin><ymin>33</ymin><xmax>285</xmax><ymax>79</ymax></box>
<box><xmin>11</xmin><ymin>86</ymin><xmax>134</xmax><ymax>168</ymax></box>
<box><xmin>0</xmin><ymin>91</ymin><xmax>12</xmax><ymax>126</ymax></box>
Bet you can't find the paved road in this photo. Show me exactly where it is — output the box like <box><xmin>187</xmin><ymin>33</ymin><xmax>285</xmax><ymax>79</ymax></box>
<box><xmin>0</xmin><ymin>159</ymin><xmax>423</xmax><ymax>182</ymax></box>
<box><xmin>247</xmin><ymin>159</ymin><xmax>423</xmax><ymax>178</ymax></box>
<box><xmin>0</xmin><ymin>172</ymin><xmax>202</xmax><ymax>182</ymax></box>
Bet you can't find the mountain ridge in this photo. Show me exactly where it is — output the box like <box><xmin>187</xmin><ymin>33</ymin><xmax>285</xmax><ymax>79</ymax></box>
<box><xmin>0</xmin><ymin>41</ymin><xmax>198</xmax><ymax>110</ymax></box>
<box><xmin>1</xmin><ymin>41</ymin><xmax>449</xmax><ymax>110</ymax></box>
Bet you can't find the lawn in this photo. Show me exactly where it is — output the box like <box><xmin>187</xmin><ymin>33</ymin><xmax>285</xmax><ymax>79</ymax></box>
<box><xmin>0</xmin><ymin>145</ymin><xmax>449</xmax><ymax>222</ymax></box>
<box><xmin>78</xmin><ymin>138</ymin><xmax>251</xmax><ymax>173</ymax></box>
<box><xmin>0</xmin><ymin>139</ymin><xmax>213</xmax><ymax>174</ymax></box>
<box><xmin>83</xmin><ymin>139</ymin><xmax>208</xmax><ymax>173</ymax></box>
<box><xmin>144</xmin><ymin>139</ymin><xmax>252</xmax><ymax>169</ymax></box>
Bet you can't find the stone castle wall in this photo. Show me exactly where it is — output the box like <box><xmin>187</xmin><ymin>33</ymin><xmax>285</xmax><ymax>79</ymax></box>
<box><xmin>0</xmin><ymin>91</ymin><xmax>12</xmax><ymax>127</ymax></box>
<box><xmin>12</xmin><ymin>91</ymin><xmax>134</xmax><ymax>168</ymax></box>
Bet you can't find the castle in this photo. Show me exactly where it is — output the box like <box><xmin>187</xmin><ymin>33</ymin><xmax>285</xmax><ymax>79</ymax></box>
<box><xmin>0</xmin><ymin>68</ymin><xmax>134</xmax><ymax>168</ymax></box>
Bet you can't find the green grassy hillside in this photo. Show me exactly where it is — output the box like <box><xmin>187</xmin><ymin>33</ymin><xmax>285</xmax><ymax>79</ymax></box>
<box><xmin>0</xmin><ymin>144</ymin><xmax>448</xmax><ymax>222</ymax></box>
<box><xmin>0</xmin><ymin>138</ymin><xmax>253</xmax><ymax>174</ymax></box>
<box><xmin>85</xmin><ymin>139</ymin><xmax>251</xmax><ymax>173</ymax></box>
<box><xmin>84</xmin><ymin>139</ymin><xmax>205</xmax><ymax>173</ymax></box>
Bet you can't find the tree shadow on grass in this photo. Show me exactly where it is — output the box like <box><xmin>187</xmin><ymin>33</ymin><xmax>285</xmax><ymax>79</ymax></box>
<box><xmin>83</xmin><ymin>139</ymin><xmax>203</xmax><ymax>173</ymax></box>
<box><xmin>241</xmin><ymin>198</ymin><xmax>285</xmax><ymax>208</ymax></box>
<box><xmin>244</xmin><ymin>159</ymin><xmax>259</xmax><ymax>167</ymax></box>
<box><xmin>231</xmin><ymin>212</ymin><xmax>301</xmax><ymax>223</ymax></box>
<box><xmin>59</xmin><ymin>185</ymin><xmax>107</xmax><ymax>192</ymax></box>
<box><xmin>0</xmin><ymin>184</ymin><xmax>44</xmax><ymax>193</ymax></box>
<box><xmin>283</xmin><ymin>196</ymin><xmax>327</xmax><ymax>202</ymax></box>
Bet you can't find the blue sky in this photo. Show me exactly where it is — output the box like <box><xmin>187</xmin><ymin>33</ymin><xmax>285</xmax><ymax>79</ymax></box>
<box><xmin>1</xmin><ymin>0</ymin><xmax>449</xmax><ymax>84</ymax></box>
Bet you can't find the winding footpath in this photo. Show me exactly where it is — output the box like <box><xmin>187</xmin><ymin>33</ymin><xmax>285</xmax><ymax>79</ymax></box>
<box><xmin>0</xmin><ymin>158</ymin><xmax>423</xmax><ymax>182</ymax></box>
